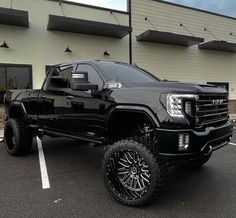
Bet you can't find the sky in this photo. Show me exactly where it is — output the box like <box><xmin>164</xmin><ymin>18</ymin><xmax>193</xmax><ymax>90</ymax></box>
<box><xmin>66</xmin><ymin>0</ymin><xmax>236</xmax><ymax>18</ymax></box>
<box><xmin>165</xmin><ymin>0</ymin><xmax>236</xmax><ymax>17</ymax></box>
<box><xmin>65</xmin><ymin>0</ymin><xmax>127</xmax><ymax>11</ymax></box>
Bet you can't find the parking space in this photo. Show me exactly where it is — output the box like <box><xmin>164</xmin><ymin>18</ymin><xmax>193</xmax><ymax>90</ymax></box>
<box><xmin>0</xmin><ymin>128</ymin><xmax>236</xmax><ymax>217</ymax></box>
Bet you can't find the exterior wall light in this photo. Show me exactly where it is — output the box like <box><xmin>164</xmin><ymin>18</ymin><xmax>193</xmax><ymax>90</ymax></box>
<box><xmin>65</xmin><ymin>46</ymin><xmax>72</xmax><ymax>53</ymax></box>
<box><xmin>104</xmin><ymin>50</ymin><xmax>110</xmax><ymax>56</ymax></box>
<box><xmin>0</xmin><ymin>41</ymin><xmax>9</xmax><ymax>48</ymax></box>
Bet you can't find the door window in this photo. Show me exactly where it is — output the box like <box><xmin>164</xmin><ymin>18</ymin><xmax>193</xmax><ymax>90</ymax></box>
<box><xmin>77</xmin><ymin>64</ymin><xmax>104</xmax><ymax>89</ymax></box>
<box><xmin>46</xmin><ymin>66</ymin><xmax>73</xmax><ymax>90</ymax></box>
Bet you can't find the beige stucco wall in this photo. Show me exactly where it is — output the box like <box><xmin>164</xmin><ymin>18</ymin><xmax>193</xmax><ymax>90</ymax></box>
<box><xmin>1</xmin><ymin>0</ymin><xmax>236</xmax><ymax>101</ymax></box>
<box><xmin>0</xmin><ymin>0</ymin><xmax>129</xmax><ymax>89</ymax></box>
<box><xmin>131</xmin><ymin>0</ymin><xmax>236</xmax><ymax>99</ymax></box>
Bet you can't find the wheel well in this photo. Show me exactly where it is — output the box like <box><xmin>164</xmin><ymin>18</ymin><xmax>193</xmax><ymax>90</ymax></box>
<box><xmin>8</xmin><ymin>105</ymin><xmax>25</xmax><ymax>119</ymax></box>
<box><xmin>107</xmin><ymin>110</ymin><xmax>155</xmax><ymax>143</ymax></box>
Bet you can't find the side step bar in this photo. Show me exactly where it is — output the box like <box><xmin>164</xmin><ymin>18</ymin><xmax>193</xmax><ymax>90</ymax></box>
<box><xmin>40</xmin><ymin>129</ymin><xmax>104</xmax><ymax>145</ymax></box>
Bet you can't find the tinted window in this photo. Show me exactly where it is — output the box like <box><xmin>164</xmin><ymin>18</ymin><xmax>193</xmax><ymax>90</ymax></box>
<box><xmin>0</xmin><ymin>67</ymin><xmax>5</xmax><ymax>90</ymax></box>
<box><xmin>0</xmin><ymin>67</ymin><xmax>6</xmax><ymax>103</ymax></box>
<box><xmin>77</xmin><ymin>64</ymin><xmax>104</xmax><ymax>89</ymax></box>
<box><xmin>0</xmin><ymin>65</ymin><xmax>32</xmax><ymax>103</ymax></box>
<box><xmin>47</xmin><ymin>66</ymin><xmax>73</xmax><ymax>90</ymax></box>
<box><xmin>97</xmin><ymin>62</ymin><xmax>158</xmax><ymax>83</ymax></box>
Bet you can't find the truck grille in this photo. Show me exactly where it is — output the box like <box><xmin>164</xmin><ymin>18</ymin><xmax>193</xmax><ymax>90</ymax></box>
<box><xmin>195</xmin><ymin>94</ymin><xmax>229</xmax><ymax>126</ymax></box>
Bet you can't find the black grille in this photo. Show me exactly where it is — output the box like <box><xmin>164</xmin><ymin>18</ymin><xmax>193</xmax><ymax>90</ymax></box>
<box><xmin>194</xmin><ymin>94</ymin><xmax>229</xmax><ymax>126</ymax></box>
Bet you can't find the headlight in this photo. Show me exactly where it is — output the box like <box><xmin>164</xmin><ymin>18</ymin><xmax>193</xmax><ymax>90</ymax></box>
<box><xmin>166</xmin><ymin>94</ymin><xmax>196</xmax><ymax>118</ymax></box>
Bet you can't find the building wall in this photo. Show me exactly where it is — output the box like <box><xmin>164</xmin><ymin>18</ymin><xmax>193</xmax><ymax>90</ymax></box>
<box><xmin>131</xmin><ymin>0</ymin><xmax>236</xmax><ymax>100</ymax></box>
<box><xmin>1</xmin><ymin>0</ymin><xmax>236</xmax><ymax>110</ymax></box>
<box><xmin>0</xmin><ymin>0</ymin><xmax>130</xmax><ymax>89</ymax></box>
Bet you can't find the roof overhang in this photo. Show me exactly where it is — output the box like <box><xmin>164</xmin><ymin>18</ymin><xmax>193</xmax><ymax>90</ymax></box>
<box><xmin>0</xmin><ymin>7</ymin><xmax>29</xmax><ymax>27</ymax></box>
<box><xmin>47</xmin><ymin>15</ymin><xmax>131</xmax><ymax>39</ymax></box>
<box><xmin>136</xmin><ymin>30</ymin><xmax>204</xmax><ymax>47</ymax></box>
<box><xmin>198</xmin><ymin>40</ymin><xmax>236</xmax><ymax>53</ymax></box>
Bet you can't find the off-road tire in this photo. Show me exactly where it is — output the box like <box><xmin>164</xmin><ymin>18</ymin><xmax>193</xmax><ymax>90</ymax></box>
<box><xmin>102</xmin><ymin>138</ymin><xmax>167</xmax><ymax>206</ymax></box>
<box><xmin>180</xmin><ymin>154</ymin><xmax>211</xmax><ymax>169</ymax></box>
<box><xmin>4</xmin><ymin>119</ymin><xmax>33</xmax><ymax>156</ymax></box>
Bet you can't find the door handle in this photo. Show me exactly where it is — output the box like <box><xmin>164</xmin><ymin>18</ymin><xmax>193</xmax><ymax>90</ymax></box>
<box><xmin>66</xmin><ymin>95</ymin><xmax>74</xmax><ymax>99</ymax></box>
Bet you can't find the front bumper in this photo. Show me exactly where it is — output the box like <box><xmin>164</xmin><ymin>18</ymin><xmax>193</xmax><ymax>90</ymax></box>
<box><xmin>157</xmin><ymin>121</ymin><xmax>233</xmax><ymax>162</ymax></box>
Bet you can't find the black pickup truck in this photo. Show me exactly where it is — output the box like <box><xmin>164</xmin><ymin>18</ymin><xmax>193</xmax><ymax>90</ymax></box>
<box><xmin>3</xmin><ymin>60</ymin><xmax>233</xmax><ymax>206</ymax></box>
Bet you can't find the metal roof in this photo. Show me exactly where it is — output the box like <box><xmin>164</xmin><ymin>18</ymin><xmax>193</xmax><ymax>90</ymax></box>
<box><xmin>198</xmin><ymin>40</ymin><xmax>236</xmax><ymax>53</ymax></box>
<box><xmin>47</xmin><ymin>15</ymin><xmax>131</xmax><ymax>39</ymax></box>
<box><xmin>0</xmin><ymin>7</ymin><xmax>29</xmax><ymax>27</ymax></box>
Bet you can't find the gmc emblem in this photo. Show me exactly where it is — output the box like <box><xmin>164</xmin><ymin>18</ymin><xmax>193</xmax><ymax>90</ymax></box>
<box><xmin>212</xmin><ymin>99</ymin><xmax>224</xmax><ymax>105</ymax></box>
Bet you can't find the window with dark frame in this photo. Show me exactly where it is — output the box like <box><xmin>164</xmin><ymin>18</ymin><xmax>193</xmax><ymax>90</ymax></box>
<box><xmin>46</xmin><ymin>66</ymin><xmax>73</xmax><ymax>90</ymax></box>
<box><xmin>76</xmin><ymin>64</ymin><xmax>104</xmax><ymax>89</ymax></box>
<box><xmin>0</xmin><ymin>64</ymin><xmax>32</xmax><ymax>104</ymax></box>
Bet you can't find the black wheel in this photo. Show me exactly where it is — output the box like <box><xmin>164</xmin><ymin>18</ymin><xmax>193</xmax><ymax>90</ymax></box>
<box><xmin>180</xmin><ymin>154</ymin><xmax>211</xmax><ymax>169</ymax></box>
<box><xmin>4</xmin><ymin>119</ymin><xmax>33</xmax><ymax>156</ymax></box>
<box><xmin>102</xmin><ymin>139</ymin><xmax>167</xmax><ymax>206</ymax></box>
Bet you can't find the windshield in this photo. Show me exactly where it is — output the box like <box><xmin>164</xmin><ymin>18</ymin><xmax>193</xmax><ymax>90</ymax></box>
<box><xmin>97</xmin><ymin>62</ymin><xmax>160</xmax><ymax>84</ymax></box>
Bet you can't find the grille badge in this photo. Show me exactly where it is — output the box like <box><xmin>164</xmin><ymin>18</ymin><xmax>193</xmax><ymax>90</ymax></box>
<box><xmin>212</xmin><ymin>99</ymin><xmax>224</xmax><ymax>105</ymax></box>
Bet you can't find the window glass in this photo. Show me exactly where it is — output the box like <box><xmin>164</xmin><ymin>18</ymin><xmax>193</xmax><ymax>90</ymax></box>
<box><xmin>97</xmin><ymin>62</ymin><xmax>158</xmax><ymax>84</ymax></box>
<box><xmin>0</xmin><ymin>65</ymin><xmax>32</xmax><ymax>103</ymax></box>
<box><xmin>0</xmin><ymin>67</ymin><xmax>5</xmax><ymax>91</ymax></box>
<box><xmin>77</xmin><ymin>64</ymin><xmax>104</xmax><ymax>89</ymax></box>
<box><xmin>47</xmin><ymin>66</ymin><xmax>73</xmax><ymax>90</ymax></box>
<box><xmin>0</xmin><ymin>67</ymin><xmax>6</xmax><ymax>104</ymax></box>
<box><xmin>7</xmin><ymin>67</ymin><xmax>31</xmax><ymax>89</ymax></box>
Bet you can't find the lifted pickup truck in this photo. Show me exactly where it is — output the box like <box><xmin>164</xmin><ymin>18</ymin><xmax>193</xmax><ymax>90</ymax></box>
<box><xmin>4</xmin><ymin>61</ymin><xmax>233</xmax><ymax>206</ymax></box>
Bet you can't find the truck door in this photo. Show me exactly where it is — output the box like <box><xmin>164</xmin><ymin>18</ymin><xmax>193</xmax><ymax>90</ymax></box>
<box><xmin>37</xmin><ymin>65</ymin><xmax>74</xmax><ymax>132</ymax></box>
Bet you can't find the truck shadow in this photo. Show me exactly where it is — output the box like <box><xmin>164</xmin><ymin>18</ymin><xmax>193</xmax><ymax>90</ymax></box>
<box><xmin>33</xmin><ymin>136</ymin><xmax>226</xmax><ymax>212</ymax></box>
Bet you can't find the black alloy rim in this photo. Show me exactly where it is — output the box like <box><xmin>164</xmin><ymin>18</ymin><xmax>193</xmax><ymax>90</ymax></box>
<box><xmin>106</xmin><ymin>149</ymin><xmax>151</xmax><ymax>200</ymax></box>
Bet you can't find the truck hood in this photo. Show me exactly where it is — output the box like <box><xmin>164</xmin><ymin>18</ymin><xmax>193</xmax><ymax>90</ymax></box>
<box><xmin>110</xmin><ymin>81</ymin><xmax>227</xmax><ymax>110</ymax></box>
<box><xmin>121</xmin><ymin>81</ymin><xmax>227</xmax><ymax>94</ymax></box>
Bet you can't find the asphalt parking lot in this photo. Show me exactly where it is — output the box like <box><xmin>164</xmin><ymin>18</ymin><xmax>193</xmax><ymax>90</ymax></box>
<box><xmin>0</xmin><ymin>125</ymin><xmax>236</xmax><ymax>218</ymax></box>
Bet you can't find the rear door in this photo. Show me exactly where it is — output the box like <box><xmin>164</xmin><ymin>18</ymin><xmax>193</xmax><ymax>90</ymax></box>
<box><xmin>37</xmin><ymin>65</ymin><xmax>74</xmax><ymax>132</ymax></box>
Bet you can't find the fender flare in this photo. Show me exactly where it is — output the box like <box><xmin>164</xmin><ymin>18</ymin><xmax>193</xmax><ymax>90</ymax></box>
<box><xmin>106</xmin><ymin>105</ymin><xmax>160</xmax><ymax>128</ymax></box>
<box><xmin>7</xmin><ymin>101</ymin><xmax>28</xmax><ymax>120</ymax></box>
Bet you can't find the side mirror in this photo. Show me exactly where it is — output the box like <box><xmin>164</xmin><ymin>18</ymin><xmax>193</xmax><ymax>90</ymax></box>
<box><xmin>71</xmin><ymin>71</ymin><xmax>98</xmax><ymax>91</ymax></box>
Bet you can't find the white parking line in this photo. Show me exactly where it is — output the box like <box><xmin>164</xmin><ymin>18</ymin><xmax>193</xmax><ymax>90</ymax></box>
<box><xmin>229</xmin><ymin>142</ymin><xmax>236</xmax><ymax>146</ymax></box>
<box><xmin>36</xmin><ymin>136</ymin><xmax>50</xmax><ymax>189</ymax></box>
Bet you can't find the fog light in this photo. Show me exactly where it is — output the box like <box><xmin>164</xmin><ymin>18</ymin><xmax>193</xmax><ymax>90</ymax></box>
<box><xmin>178</xmin><ymin>134</ymin><xmax>190</xmax><ymax>151</ymax></box>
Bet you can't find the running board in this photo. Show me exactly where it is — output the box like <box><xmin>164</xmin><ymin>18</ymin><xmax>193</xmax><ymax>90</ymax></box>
<box><xmin>42</xmin><ymin>129</ymin><xmax>104</xmax><ymax>144</ymax></box>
